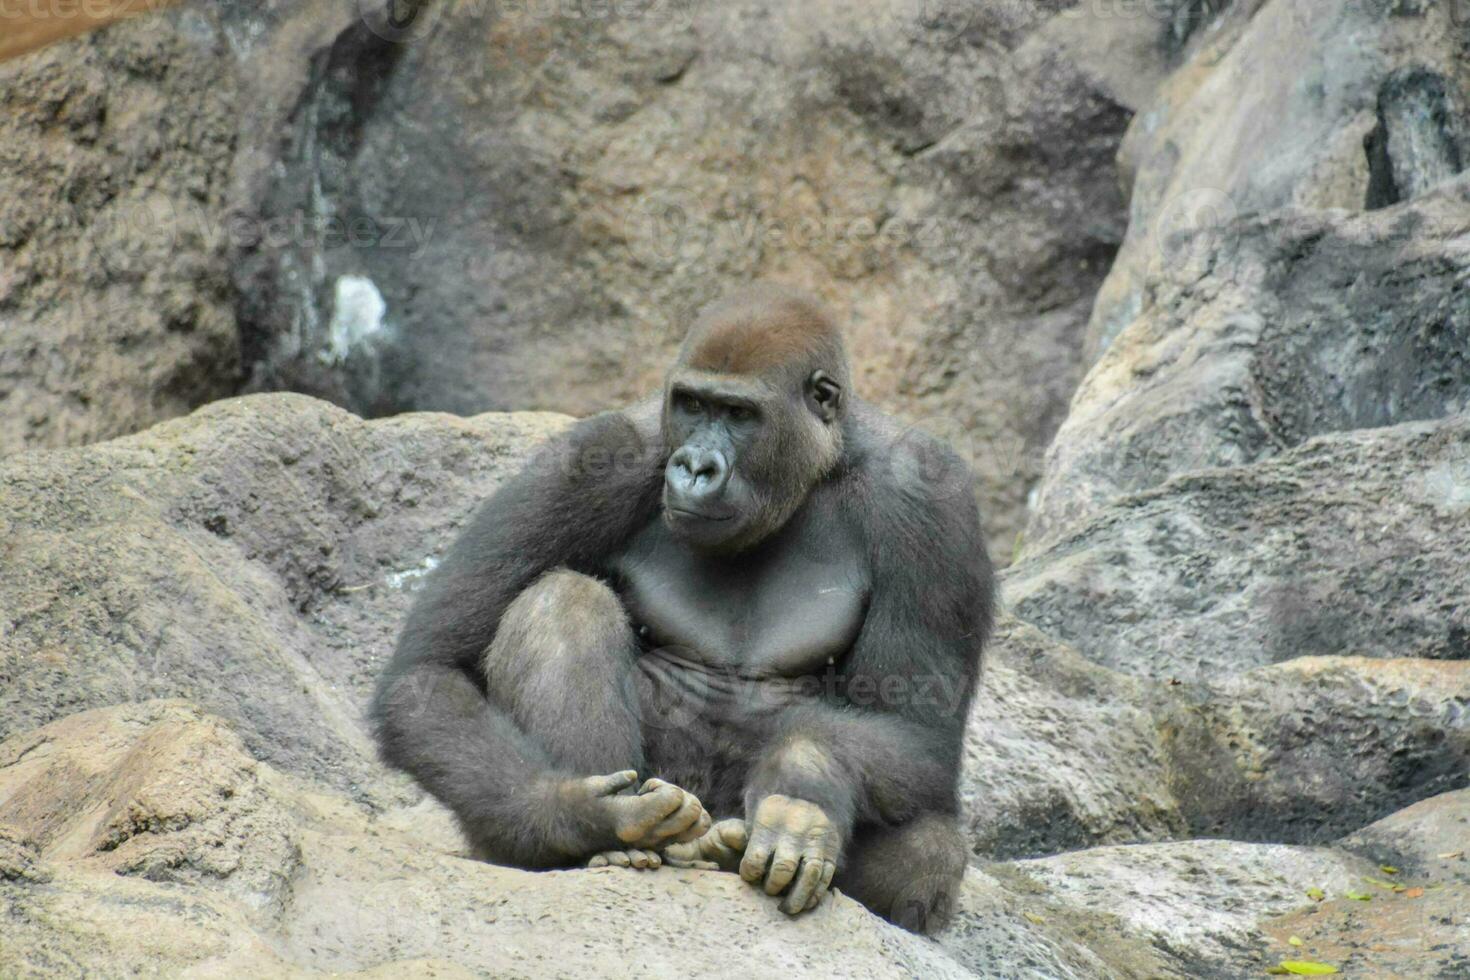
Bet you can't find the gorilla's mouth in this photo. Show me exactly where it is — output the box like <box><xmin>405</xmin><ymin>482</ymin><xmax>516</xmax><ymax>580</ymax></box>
<box><xmin>666</xmin><ymin>507</ymin><xmax>734</xmax><ymax>523</ymax></box>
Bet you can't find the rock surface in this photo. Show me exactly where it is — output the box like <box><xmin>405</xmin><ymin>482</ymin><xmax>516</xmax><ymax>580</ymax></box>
<box><xmin>0</xmin><ymin>700</ymin><xmax>979</xmax><ymax>978</ymax></box>
<box><xmin>1009</xmin><ymin>416</ymin><xmax>1470</xmax><ymax>680</ymax></box>
<box><xmin>1027</xmin><ymin>180</ymin><xmax>1470</xmax><ymax>547</ymax></box>
<box><xmin>1086</xmin><ymin>0</ymin><xmax>1470</xmax><ymax>361</ymax></box>
<box><xmin>969</xmin><ymin>616</ymin><xmax>1470</xmax><ymax>853</ymax></box>
<box><xmin>4</xmin><ymin>395</ymin><xmax>1467</xmax><ymax>976</ymax></box>
<box><xmin>0</xmin><ymin>0</ymin><xmax>1170</xmax><ymax>559</ymax></box>
<box><xmin>0</xmin><ymin>13</ymin><xmax>242</xmax><ymax>454</ymax></box>
<box><xmin>0</xmin><ymin>393</ymin><xmax>569</xmax><ymax>798</ymax></box>
<box><xmin>6</xmin><ymin>1</ymin><xmax>1470</xmax><ymax>976</ymax></box>
<box><xmin>227</xmin><ymin>0</ymin><xmax>1142</xmax><ymax>559</ymax></box>
<box><xmin>8</xmin><ymin>698</ymin><xmax>1464</xmax><ymax>978</ymax></box>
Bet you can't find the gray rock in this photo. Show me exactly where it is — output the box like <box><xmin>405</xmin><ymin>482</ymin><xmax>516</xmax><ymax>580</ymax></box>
<box><xmin>224</xmin><ymin>0</ymin><xmax>1139</xmax><ymax>560</ymax></box>
<box><xmin>1027</xmin><ymin>182</ymin><xmax>1470</xmax><ymax>548</ymax></box>
<box><xmin>0</xmin><ymin>392</ymin><xmax>569</xmax><ymax>798</ymax></box>
<box><xmin>1009</xmin><ymin>415</ymin><xmax>1470</xmax><ymax>680</ymax></box>
<box><xmin>962</xmin><ymin>615</ymin><xmax>1186</xmax><ymax>859</ymax></box>
<box><xmin>966</xmin><ymin>615</ymin><xmax>1470</xmax><ymax>854</ymax></box>
<box><xmin>0</xmin><ymin>699</ymin><xmax>1116</xmax><ymax>980</ymax></box>
<box><xmin>1337</xmin><ymin>787</ymin><xmax>1470</xmax><ymax>884</ymax></box>
<box><xmin>1159</xmin><ymin>656</ymin><xmax>1470</xmax><ymax>845</ymax></box>
<box><xmin>1087</xmin><ymin>0</ymin><xmax>1470</xmax><ymax>361</ymax></box>
<box><xmin>1008</xmin><ymin>840</ymin><xmax>1375</xmax><ymax>977</ymax></box>
<box><xmin>0</xmin><ymin>0</ymin><xmax>1145</xmax><ymax>558</ymax></box>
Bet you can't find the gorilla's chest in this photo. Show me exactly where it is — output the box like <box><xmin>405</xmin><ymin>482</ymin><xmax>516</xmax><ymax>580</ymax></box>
<box><xmin>608</xmin><ymin>518</ymin><xmax>869</xmax><ymax>678</ymax></box>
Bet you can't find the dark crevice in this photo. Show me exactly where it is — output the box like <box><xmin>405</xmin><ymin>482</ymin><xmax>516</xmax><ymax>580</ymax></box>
<box><xmin>1364</xmin><ymin>68</ymin><xmax>1465</xmax><ymax>211</ymax></box>
<box><xmin>1163</xmin><ymin>0</ymin><xmax>1233</xmax><ymax>60</ymax></box>
<box><xmin>234</xmin><ymin>11</ymin><xmax>415</xmax><ymax>413</ymax></box>
<box><xmin>1363</xmin><ymin>116</ymin><xmax>1400</xmax><ymax>210</ymax></box>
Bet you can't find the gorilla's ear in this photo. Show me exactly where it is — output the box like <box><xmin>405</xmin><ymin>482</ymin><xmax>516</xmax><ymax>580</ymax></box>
<box><xmin>806</xmin><ymin>370</ymin><xmax>843</xmax><ymax>423</ymax></box>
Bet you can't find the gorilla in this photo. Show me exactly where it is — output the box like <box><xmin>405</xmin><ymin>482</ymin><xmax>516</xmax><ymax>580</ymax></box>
<box><xmin>371</xmin><ymin>284</ymin><xmax>994</xmax><ymax>933</ymax></box>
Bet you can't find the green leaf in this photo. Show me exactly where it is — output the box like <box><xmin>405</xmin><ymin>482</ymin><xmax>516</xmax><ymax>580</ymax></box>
<box><xmin>1344</xmin><ymin>890</ymin><xmax>1372</xmax><ymax>901</ymax></box>
<box><xmin>1379</xmin><ymin>865</ymin><xmax>1399</xmax><ymax>875</ymax></box>
<box><xmin>1277</xmin><ymin>961</ymin><xmax>1339</xmax><ymax>975</ymax></box>
<box><xmin>1288</xmin><ymin>936</ymin><xmax>1305</xmax><ymax>947</ymax></box>
<box><xmin>1305</xmin><ymin>887</ymin><xmax>1326</xmax><ymax>901</ymax></box>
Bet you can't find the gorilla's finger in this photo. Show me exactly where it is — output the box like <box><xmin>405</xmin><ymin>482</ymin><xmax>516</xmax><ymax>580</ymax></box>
<box><xmin>639</xmin><ymin>785</ymin><xmax>686</xmax><ymax>820</ymax></box>
<box><xmin>715</xmin><ymin>819</ymin><xmax>749</xmax><ymax>851</ymax></box>
<box><xmin>587</xmin><ymin>853</ymin><xmax>609</xmax><ymax>868</ymax></box>
<box><xmin>643</xmin><ymin>849</ymin><xmax>662</xmax><ymax>869</ymax></box>
<box><xmin>763</xmin><ymin>839</ymin><xmax>802</xmax><ymax>896</ymax></box>
<box><xmin>628</xmin><ymin>849</ymin><xmax>652</xmax><ymax>869</ymax></box>
<box><xmin>782</xmin><ymin>858</ymin><xmax>824</xmax><ymax>914</ymax></box>
<box><xmin>739</xmin><ymin>828</ymin><xmax>776</xmax><ymax>885</ymax></box>
<box><xmin>807</xmin><ymin>859</ymin><xmax>837</xmax><ymax>910</ymax></box>
<box><xmin>665</xmin><ymin>803</ymin><xmax>712</xmax><ymax>845</ymax></box>
<box><xmin>650</xmin><ymin>795</ymin><xmax>705</xmax><ymax>841</ymax></box>
<box><xmin>606</xmin><ymin>850</ymin><xmax>632</xmax><ymax>867</ymax></box>
<box><xmin>587</xmin><ymin>770</ymin><xmax>640</xmax><ymax>797</ymax></box>
<box><xmin>664</xmin><ymin>857</ymin><xmax>720</xmax><ymax>870</ymax></box>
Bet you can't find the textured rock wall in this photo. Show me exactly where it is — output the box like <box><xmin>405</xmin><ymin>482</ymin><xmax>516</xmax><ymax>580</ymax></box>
<box><xmin>0</xmin><ymin>0</ymin><xmax>1177</xmax><ymax>560</ymax></box>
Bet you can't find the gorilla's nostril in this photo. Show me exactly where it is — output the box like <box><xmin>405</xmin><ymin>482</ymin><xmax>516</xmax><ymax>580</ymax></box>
<box><xmin>668</xmin><ymin>447</ymin><xmax>728</xmax><ymax>498</ymax></box>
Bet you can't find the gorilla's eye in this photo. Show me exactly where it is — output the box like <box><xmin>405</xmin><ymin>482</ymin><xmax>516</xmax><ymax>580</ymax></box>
<box><xmin>727</xmin><ymin>404</ymin><xmax>755</xmax><ymax>424</ymax></box>
<box><xmin>675</xmin><ymin>393</ymin><xmax>703</xmax><ymax>415</ymax></box>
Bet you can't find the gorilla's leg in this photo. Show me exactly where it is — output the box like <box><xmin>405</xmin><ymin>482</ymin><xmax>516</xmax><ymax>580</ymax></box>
<box><xmin>482</xmin><ymin>568</ymin><xmax>644</xmax><ymax>775</ymax></box>
<box><xmin>483</xmin><ymin>569</ymin><xmax>710</xmax><ymax>866</ymax></box>
<box><xmin>834</xmin><ymin>812</ymin><xmax>968</xmax><ymax>935</ymax></box>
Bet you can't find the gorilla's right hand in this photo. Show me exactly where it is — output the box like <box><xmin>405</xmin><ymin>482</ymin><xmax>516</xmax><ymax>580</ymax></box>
<box><xmin>661</xmin><ymin>818</ymin><xmax>749</xmax><ymax>871</ymax></box>
<box><xmin>564</xmin><ymin>771</ymin><xmax>711</xmax><ymax>858</ymax></box>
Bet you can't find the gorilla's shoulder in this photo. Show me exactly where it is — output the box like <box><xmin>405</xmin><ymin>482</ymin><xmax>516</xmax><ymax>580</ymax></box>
<box><xmin>842</xmin><ymin>400</ymin><xmax>978</xmax><ymax>508</ymax></box>
<box><xmin>518</xmin><ymin>398</ymin><xmax>664</xmax><ymax>490</ymax></box>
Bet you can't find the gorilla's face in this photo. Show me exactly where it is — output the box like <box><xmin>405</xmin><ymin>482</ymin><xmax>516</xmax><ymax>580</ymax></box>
<box><xmin>661</xmin><ymin>368</ymin><xmax>844</xmax><ymax>554</ymax></box>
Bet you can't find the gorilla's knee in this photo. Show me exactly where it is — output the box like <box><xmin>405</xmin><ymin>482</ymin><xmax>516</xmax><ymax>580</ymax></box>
<box><xmin>484</xmin><ymin>569</ymin><xmax>635</xmax><ymax>684</ymax></box>
<box><xmin>838</xmin><ymin>813</ymin><xmax>967</xmax><ymax>936</ymax></box>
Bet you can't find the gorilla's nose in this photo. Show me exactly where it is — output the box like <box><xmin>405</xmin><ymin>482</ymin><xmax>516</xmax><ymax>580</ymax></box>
<box><xmin>666</xmin><ymin>446</ymin><xmax>730</xmax><ymax>502</ymax></box>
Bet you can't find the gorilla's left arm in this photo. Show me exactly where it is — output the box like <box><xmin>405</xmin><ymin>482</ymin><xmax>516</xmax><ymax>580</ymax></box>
<box><xmin>739</xmin><ymin>446</ymin><xmax>993</xmax><ymax>905</ymax></box>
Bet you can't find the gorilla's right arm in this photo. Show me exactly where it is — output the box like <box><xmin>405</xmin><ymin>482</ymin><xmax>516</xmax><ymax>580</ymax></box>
<box><xmin>370</xmin><ymin>411</ymin><xmax>663</xmax><ymax>866</ymax></box>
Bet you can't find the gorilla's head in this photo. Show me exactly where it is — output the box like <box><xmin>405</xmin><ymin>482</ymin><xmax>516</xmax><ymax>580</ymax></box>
<box><xmin>661</xmin><ymin>283</ymin><xmax>850</xmax><ymax>553</ymax></box>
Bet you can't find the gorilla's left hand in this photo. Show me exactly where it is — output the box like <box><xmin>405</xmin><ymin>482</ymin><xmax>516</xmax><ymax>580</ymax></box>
<box><xmin>739</xmin><ymin>795</ymin><xmax>841</xmax><ymax>914</ymax></box>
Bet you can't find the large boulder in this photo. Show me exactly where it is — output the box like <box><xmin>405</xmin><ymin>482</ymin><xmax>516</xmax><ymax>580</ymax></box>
<box><xmin>1086</xmin><ymin>0</ymin><xmax>1470</xmax><ymax>361</ymax></box>
<box><xmin>1157</xmin><ymin>656</ymin><xmax>1470</xmax><ymax>845</ymax></box>
<box><xmin>12</xmin><ymin>699</ymin><xmax>1457</xmax><ymax>978</ymax></box>
<box><xmin>0</xmin><ymin>392</ymin><xmax>568</xmax><ymax>797</ymax></box>
<box><xmin>0</xmin><ymin>699</ymin><xmax>1159</xmax><ymax>979</ymax></box>
<box><xmin>1008</xmin><ymin>840</ymin><xmax>1375</xmax><ymax>976</ymax></box>
<box><xmin>1027</xmin><ymin>181</ymin><xmax>1470</xmax><ymax>547</ymax></box>
<box><xmin>967</xmin><ymin>615</ymin><xmax>1470</xmax><ymax>854</ymax></box>
<box><xmin>962</xmin><ymin>615</ymin><xmax>1187</xmax><ymax>858</ymax></box>
<box><xmin>1008</xmin><ymin>415</ymin><xmax>1470</xmax><ymax>680</ymax></box>
<box><xmin>227</xmin><ymin>0</ymin><xmax>1141</xmax><ymax>559</ymax></box>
